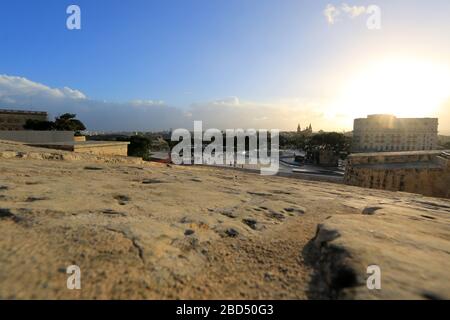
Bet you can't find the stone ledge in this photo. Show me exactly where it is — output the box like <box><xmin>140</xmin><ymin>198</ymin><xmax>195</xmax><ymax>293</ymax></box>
<box><xmin>303</xmin><ymin>205</ymin><xmax>450</xmax><ymax>299</ymax></box>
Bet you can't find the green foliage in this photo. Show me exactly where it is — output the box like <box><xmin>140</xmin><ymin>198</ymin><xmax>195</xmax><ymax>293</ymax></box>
<box><xmin>279</xmin><ymin>133</ymin><xmax>307</xmax><ymax>149</ymax></box>
<box><xmin>128</xmin><ymin>135</ymin><xmax>152</xmax><ymax>160</ymax></box>
<box><xmin>280</xmin><ymin>131</ymin><xmax>351</xmax><ymax>155</ymax></box>
<box><xmin>54</xmin><ymin>113</ymin><xmax>86</xmax><ymax>132</ymax></box>
<box><xmin>306</xmin><ymin>132</ymin><xmax>351</xmax><ymax>154</ymax></box>
<box><xmin>23</xmin><ymin>113</ymin><xmax>86</xmax><ymax>133</ymax></box>
<box><xmin>23</xmin><ymin>119</ymin><xmax>55</xmax><ymax>130</ymax></box>
<box><xmin>151</xmin><ymin>137</ymin><xmax>170</xmax><ymax>151</ymax></box>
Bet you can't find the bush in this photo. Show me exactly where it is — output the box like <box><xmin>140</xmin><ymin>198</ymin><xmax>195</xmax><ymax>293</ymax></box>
<box><xmin>23</xmin><ymin>119</ymin><xmax>55</xmax><ymax>130</ymax></box>
<box><xmin>23</xmin><ymin>113</ymin><xmax>86</xmax><ymax>134</ymax></box>
<box><xmin>128</xmin><ymin>136</ymin><xmax>152</xmax><ymax>160</ymax></box>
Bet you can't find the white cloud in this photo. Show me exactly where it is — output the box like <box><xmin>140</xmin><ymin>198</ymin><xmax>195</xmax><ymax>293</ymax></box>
<box><xmin>187</xmin><ymin>97</ymin><xmax>329</xmax><ymax>130</ymax></box>
<box><xmin>0</xmin><ymin>75</ymin><xmax>184</xmax><ymax>131</ymax></box>
<box><xmin>0</xmin><ymin>74</ymin><xmax>358</xmax><ymax>132</ymax></box>
<box><xmin>323</xmin><ymin>4</ymin><xmax>340</xmax><ymax>25</ymax></box>
<box><xmin>0</xmin><ymin>75</ymin><xmax>86</xmax><ymax>100</ymax></box>
<box><xmin>60</xmin><ymin>87</ymin><xmax>87</xmax><ymax>99</ymax></box>
<box><xmin>211</xmin><ymin>96</ymin><xmax>240</xmax><ymax>106</ymax></box>
<box><xmin>129</xmin><ymin>99</ymin><xmax>166</xmax><ymax>107</ymax></box>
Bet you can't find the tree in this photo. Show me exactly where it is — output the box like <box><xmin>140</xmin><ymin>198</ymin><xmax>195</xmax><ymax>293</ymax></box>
<box><xmin>23</xmin><ymin>119</ymin><xmax>55</xmax><ymax>131</ymax></box>
<box><xmin>23</xmin><ymin>113</ymin><xmax>86</xmax><ymax>134</ymax></box>
<box><xmin>54</xmin><ymin>113</ymin><xmax>86</xmax><ymax>133</ymax></box>
<box><xmin>304</xmin><ymin>132</ymin><xmax>352</xmax><ymax>162</ymax></box>
<box><xmin>279</xmin><ymin>132</ymin><xmax>307</xmax><ymax>149</ymax></box>
<box><xmin>128</xmin><ymin>135</ymin><xmax>152</xmax><ymax>160</ymax></box>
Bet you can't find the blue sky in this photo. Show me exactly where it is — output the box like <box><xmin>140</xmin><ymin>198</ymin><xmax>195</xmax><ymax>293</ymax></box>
<box><xmin>0</xmin><ymin>0</ymin><xmax>449</xmax><ymax>132</ymax></box>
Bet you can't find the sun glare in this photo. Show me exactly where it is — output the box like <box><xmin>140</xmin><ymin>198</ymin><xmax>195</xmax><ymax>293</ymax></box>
<box><xmin>335</xmin><ymin>58</ymin><xmax>450</xmax><ymax>119</ymax></box>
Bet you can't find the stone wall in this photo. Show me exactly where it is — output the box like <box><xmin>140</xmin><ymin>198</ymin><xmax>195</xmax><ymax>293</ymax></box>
<box><xmin>0</xmin><ymin>131</ymin><xmax>74</xmax><ymax>143</ymax></box>
<box><xmin>28</xmin><ymin>141</ymin><xmax>130</xmax><ymax>157</ymax></box>
<box><xmin>73</xmin><ymin>142</ymin><xmax>129</xmax><ymax>157</ymax></box>
<box><xmin>346</xmin><ymin>150</ymin><xmax>443</xmax><ymax>165</ymax></box>
<box><xmin>345</xmin><ymin>151</ymin><xmax>450</xmax><ymax>198</ymax></box>
<box><xmin>0</xmin><ymin>109</ymin><xmax>48</xmax><ymax>130</ymax></box>
<box><xmin>73</xmin><ymin>136</ymin><xmax>86</xmax><ymax>142</ymax></box>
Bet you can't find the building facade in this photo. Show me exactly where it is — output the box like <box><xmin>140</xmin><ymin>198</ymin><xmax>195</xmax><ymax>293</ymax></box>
<box><xmin>0</xmin><ymin>109</ymin><xmax>48</xmax><ymax>131</ymax></box>
<box><xmin>296</xmin><ymin>123</ymin><xmax>313</xmax><ymax>136</ymax></box>
<box><xmin>352</xmin><ymin>114</ymin><xmax>438</xmax><ymax>152</ymax></box>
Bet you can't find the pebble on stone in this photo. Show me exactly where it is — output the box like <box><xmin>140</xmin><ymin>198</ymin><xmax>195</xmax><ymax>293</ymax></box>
<box><xmin>362</xmin><ymin>206</ymin><xmax>383</xmax><ymax>215</ymax></box>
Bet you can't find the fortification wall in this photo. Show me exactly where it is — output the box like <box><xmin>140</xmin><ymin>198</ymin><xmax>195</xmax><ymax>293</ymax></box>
<box><xmin>73</xmin><ymin>143</ymin><xmax>129</xmax><ymax>157</ymax></box>
<box><xmin>0</xmin><ymin>131</ymin><xmax>74</xmax><ymax>143</ymax></box>
<box><xmin>345</xmin><ymin>151</ymin><xmax>450</xmax><ymax>198</ymax></box>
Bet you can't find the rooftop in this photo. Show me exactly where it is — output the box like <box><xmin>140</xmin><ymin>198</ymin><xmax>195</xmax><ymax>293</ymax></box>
<box><xmin>355</xmin><ymin>114</ymin><xmax>438</xmax><ymax>121</ymax></box>
<box><xmin>0</xmin><ymin>108</ymin><xmax>48</xmax><ymax>115</ymax></box>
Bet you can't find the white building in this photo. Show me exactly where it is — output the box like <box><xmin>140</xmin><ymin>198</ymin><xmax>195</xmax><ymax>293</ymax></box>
<box><xmin>352</xmin><ymin>114</ymin><xmax>438</xmax><ymax>152</ymax></box>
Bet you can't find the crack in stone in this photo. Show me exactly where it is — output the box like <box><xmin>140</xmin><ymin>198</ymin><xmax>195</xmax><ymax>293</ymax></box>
<box><xmin>105</xmin><ymin>227</ymin><xmax>145</xmax><ymax>265</ymax></box>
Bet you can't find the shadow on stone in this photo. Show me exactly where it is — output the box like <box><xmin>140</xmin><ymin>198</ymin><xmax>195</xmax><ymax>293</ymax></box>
<box><xmin>301</xmin><ymin>224</ymin><xmax>360</xmax><ymax>299</ymax></box>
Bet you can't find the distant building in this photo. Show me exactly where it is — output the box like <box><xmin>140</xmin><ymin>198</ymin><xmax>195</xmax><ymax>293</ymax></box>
<box><xmin>352</xmin><ymin>114</ymin><xmax>438</xmax><ymax>152</ymax></box>
<box><xmin>0</xmin><ymin>109</ymin><xmax>48</xmax><ymax>131</ymax></box>
<box><xmin>296</xmin><ymin>123</ymin><xmax>313</xmax><ymax>136</ymax></box>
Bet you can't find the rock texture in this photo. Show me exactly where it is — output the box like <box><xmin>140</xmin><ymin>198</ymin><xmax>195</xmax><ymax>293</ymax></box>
<box><xmin>304</xmin><ymin>203</ymin><xmax>450</xmax><ymax>299</ymax></box>
<box><xmin>0</xmin><ymin>140</ymin><xmax>449</xmax><ymax>299</ymax></box>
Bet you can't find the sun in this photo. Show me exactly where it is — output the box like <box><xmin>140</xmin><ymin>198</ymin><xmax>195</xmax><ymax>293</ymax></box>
<box><xmin>334</xmin><ymin>57</ymin><xmax>450</xmax><ymax>120</ymax></box>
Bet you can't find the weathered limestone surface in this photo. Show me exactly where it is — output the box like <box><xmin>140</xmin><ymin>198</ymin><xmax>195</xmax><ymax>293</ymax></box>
<box><xmin>0</xmin><ymin>140</ymin><xmax>138</xmax><ymax>164</ymax></box>
<box><xmin>305</xmin><ymin>203</ymin><xmax>450</xmax><ymax>299</ymax></box>
<box><xmin>1</xmin><ymin>141</ymin><xmax>449</xmax><ymax>299</ymax></box>
<box><xmin>73</xmin><ymin>142</ymin><xmax>129</xmax><ymax>156</ymax></box>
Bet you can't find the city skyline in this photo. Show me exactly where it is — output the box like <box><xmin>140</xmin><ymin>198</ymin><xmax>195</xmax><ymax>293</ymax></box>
<box><xmin>0</xmin><ymin>0</ymin><xmax>449</xmax><ymax>133</ymax></box>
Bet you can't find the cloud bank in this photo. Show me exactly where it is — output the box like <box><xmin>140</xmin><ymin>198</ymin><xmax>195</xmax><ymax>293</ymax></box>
<box><xmin>2</xmin><ymin>74</ymin><xmax>447</xmax><ymax>134</ymax></box>
<box><xmin>0</xmin><ymin>75</ymin><xmax>334</xmax><ymax>132</ymax></box>
<box><xmin>0</xmin><ymin>75</ymin><xmax>186</xmax><ymax>131</ymax></box>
